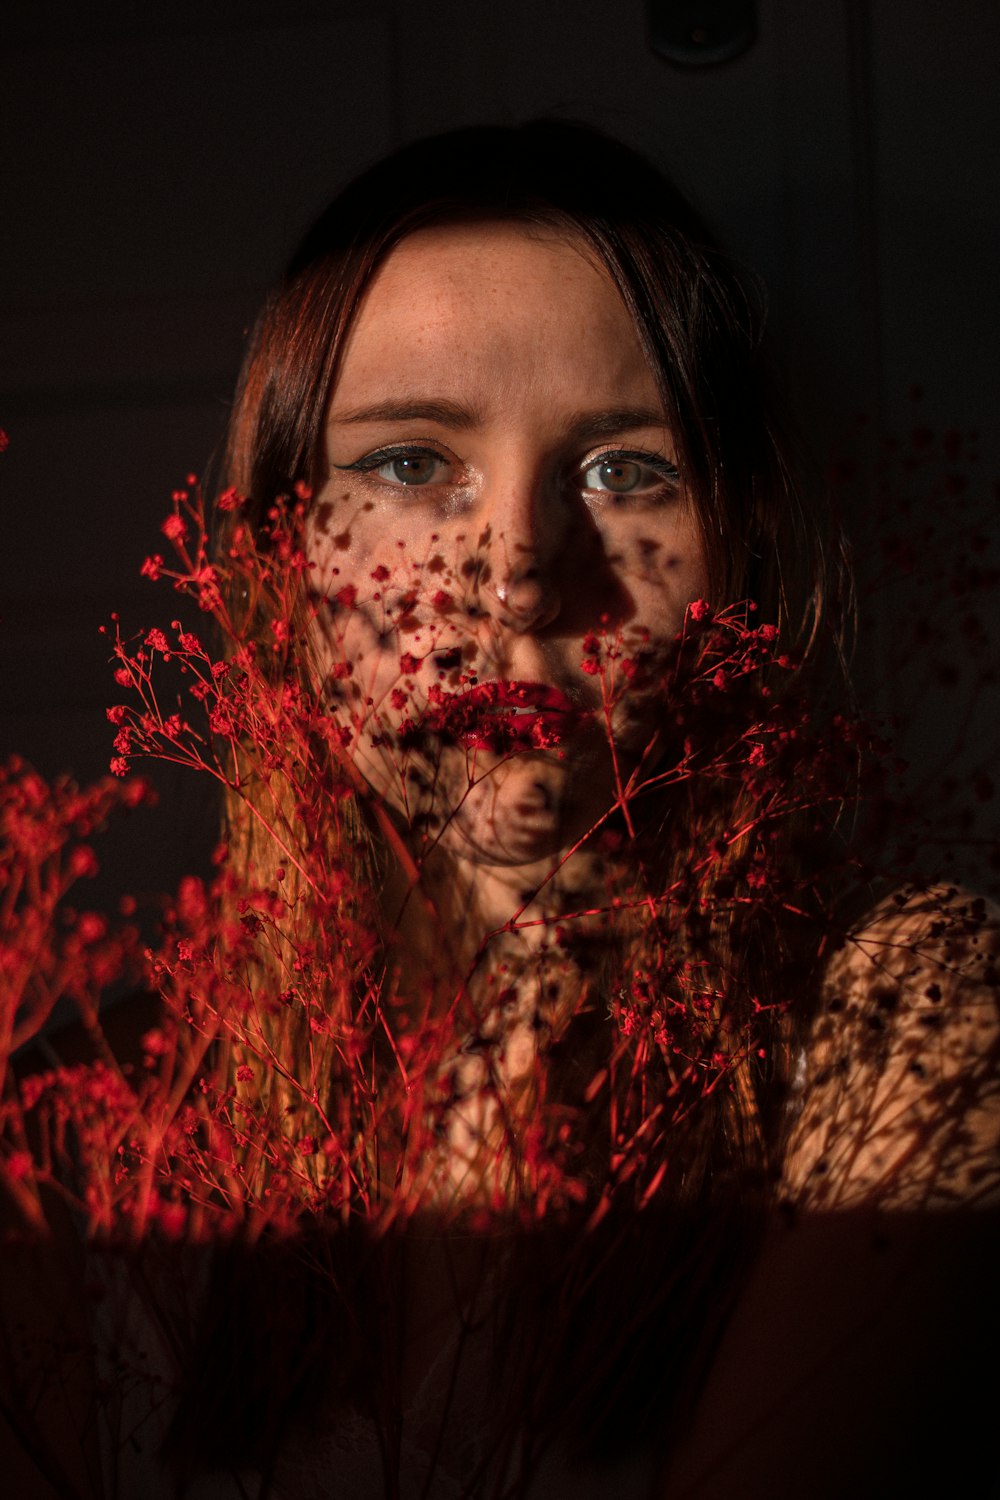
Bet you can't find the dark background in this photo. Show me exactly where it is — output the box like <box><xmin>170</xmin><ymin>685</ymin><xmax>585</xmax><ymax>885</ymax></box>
<box><xmin>2</xmin><ymin>0</ymin><xmax>998</xmax><ymax>907</ymax></box>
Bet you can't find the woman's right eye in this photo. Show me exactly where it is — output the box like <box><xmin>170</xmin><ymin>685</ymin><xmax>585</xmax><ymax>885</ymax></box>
<box><xmin>374</xmin><ymin>452</ymin><xmax>447</xmax><ymax>486</ymax></box>
<box><xmin>336</xmin><ymin>447</ymin><xmax>451</xmax><ymax>488</ymax></box>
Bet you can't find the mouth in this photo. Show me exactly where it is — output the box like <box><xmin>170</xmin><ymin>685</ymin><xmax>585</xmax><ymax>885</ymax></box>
<box><xmin>423</xmin><ymin>679</ymin><xmax>585</xmax><ymax>751</ymax></box>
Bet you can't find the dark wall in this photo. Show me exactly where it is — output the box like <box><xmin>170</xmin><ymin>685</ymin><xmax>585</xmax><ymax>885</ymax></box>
<box><xmin>2</xmin><ymin>0</ymin><xmax>998</xmax><ymax>902</ymax></box>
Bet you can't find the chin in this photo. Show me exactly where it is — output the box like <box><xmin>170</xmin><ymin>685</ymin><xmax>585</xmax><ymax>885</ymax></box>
<box><xmin>443</xmin><ymin>752</ymin><xmax>609</xmax><ymax>869</ymax></box>
<box><xmin>447</xmin><ymin>814</ymin><xmax>569</xmax><ymax>869</ymax></box>
<box><xmin>359</xmin><ymin>731</ymin><xmax>619</xmax><ymax>866</ymax></box>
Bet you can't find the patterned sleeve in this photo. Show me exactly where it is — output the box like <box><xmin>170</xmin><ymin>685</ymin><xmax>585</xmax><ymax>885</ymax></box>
<box><xmin>781</xmin><ymin>885</ymin><xmax>1000</xmax><ymax>1211</ymax></box>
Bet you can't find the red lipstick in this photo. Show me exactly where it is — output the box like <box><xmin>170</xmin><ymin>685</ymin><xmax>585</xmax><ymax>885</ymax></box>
<box><xmin>424</xmin><ymin>679</ymin><xmax>583</xmax><ymax>750</ymax></box>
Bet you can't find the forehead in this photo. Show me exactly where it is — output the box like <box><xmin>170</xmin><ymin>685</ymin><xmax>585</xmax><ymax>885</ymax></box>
<box><xmin>369</xmin><ymin>219</ymin><xmax>605</xmax><ymax>296</ymax></box>
<box><xmin>331</xmin><ymin>221</ymin><xmax>659</xmax><ymax>409</ymax></box>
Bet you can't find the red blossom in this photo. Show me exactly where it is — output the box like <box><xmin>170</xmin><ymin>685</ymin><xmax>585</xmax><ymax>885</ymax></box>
<box><xmin>141</xmin><ymin>1028</ymin><xmax>169</xmax><ymax>1057</ymax></box>
<box><xmin>208</xmin><ymin>706</ymin><xmax>235</xmax><ymax>736</ymax></box>
<box><xmin>161</xmin><ymin>514</ymin><xmax>188</xmax><ymax>543</ymax></box>
<box><xmin>75</xmin><ymin>912</ymin><xmax>107</xmax><ymax>945</ymax></box>
<box><xmin>67</xmin><ymin>845</ymin><xmax>99</xmax><ymax>879</ymax></box>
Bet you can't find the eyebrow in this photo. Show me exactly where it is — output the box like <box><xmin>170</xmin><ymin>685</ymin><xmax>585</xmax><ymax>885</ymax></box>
<box><xmin>327</xmin><ymin>400</ymin><xmax>670</xmax><ymax>442</ymax></box>
<box><xmin>328</xmin><ymin>398</ymin><xmax>482</xmax><ymax>428</ymax></box>
<box><xmin>562</xmin><ymin>406</ymin><xmax>670</xmax><ymax>443</ymax></box>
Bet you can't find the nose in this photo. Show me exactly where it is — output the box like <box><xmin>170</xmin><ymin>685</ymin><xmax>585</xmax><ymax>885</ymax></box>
<box><xmin>482</xmin><ymin>555</ymin><xmax>562</xmax><ymax>633</ymax></box>
<box><xmin>476</xmin><ymin>477</ymin><xmax>564</xmax><ymax>633</ymax></box>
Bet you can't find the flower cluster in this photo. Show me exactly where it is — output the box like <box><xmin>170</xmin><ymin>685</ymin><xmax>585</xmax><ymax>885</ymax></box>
<box><xmin>6</xmin><ymin>422</ymin><xmax>989</xmax><ymax>1247</ymax></box>
<box><xmin>0</xmin><ymin>474</ymin><xmax>850</xmax><ymax>1241</ymax></box>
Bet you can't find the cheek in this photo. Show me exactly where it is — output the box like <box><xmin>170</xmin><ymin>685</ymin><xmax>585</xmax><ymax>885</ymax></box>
<box><xmin>308</xmin><ymin>546</ymin><xmax>477</xmax><ymax>708</ymax></box>
<box><xmin>617</xmin><ymin>525</ymin><xmax>708</xmax><ymax>629</ymax></box>
<box><xmin>308</xmin><ymin>491</ymin><xmax>389</xmax><ymax>574</ymax></box>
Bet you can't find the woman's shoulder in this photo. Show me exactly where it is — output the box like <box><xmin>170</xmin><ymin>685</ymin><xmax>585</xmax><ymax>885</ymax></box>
<box><xmin>781</xmin><ymin>883</ymin><xmax>1000</xmax><ymax>1210</ymax></box>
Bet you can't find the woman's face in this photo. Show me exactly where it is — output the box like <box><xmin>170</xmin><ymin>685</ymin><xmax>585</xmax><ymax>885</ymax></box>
<box><xmin>307</xmin><ymin>222</ymin><xmax>709</xmax><ymax>870</ymax></box>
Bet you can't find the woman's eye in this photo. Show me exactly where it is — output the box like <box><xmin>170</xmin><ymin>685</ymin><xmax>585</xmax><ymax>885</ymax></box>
<box><xmin>333</xmin><ymin>446</ymin><xmax>452</xmax><ymax>488</ymax></box>
<box><xmin>581</xmin><ymin>452</ymin><xmax>679</xmax><ymax>498</ymax></box>
<box><xmin>585</xmin><ymin>459</ymin><xmax>645</xmax><ymax>494</ymax></box>
<box><xmin>374</xmin><ymin>452</ymin><xmax>447</xmax><ymax>487</ymax></box>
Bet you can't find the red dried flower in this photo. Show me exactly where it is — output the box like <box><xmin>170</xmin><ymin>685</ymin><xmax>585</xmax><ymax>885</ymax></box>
<box><xmin>75</xmin><ymin>912</ymin><xmax>107</xmax><ymax>945</ymax></box>
<box><xmin>161</xmin><ymin>514</ymin><xmax>188</xmax><ymax>543</ymax></box>
<box><xmin>67</xmin><ymin>845</ymin><xmax>99</xmax><ymax>879</ymax></box>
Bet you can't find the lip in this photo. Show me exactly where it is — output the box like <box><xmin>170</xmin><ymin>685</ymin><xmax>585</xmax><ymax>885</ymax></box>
<box><xmin>456</xmin><ymin>680</ymin><xmax>578</xmax><ymax>715</ymax></box>
<box><xmin>423</xmin><ymin>679</ymin><xmax>584</xmax><ymax>750</ymax></box>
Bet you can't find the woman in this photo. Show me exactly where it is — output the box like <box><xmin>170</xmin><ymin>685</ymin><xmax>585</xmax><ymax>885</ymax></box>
<box><xmin>215</xmin><ymin>119</ymin><xmax>840</xmax><ymax>1214</ymax></box>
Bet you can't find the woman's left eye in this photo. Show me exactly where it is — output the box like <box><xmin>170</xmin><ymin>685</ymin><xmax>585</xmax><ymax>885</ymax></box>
<box><xmin>581</xmin><ymin>452</ymin><xmax>680</xmax><ymax>498</ymax></box>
